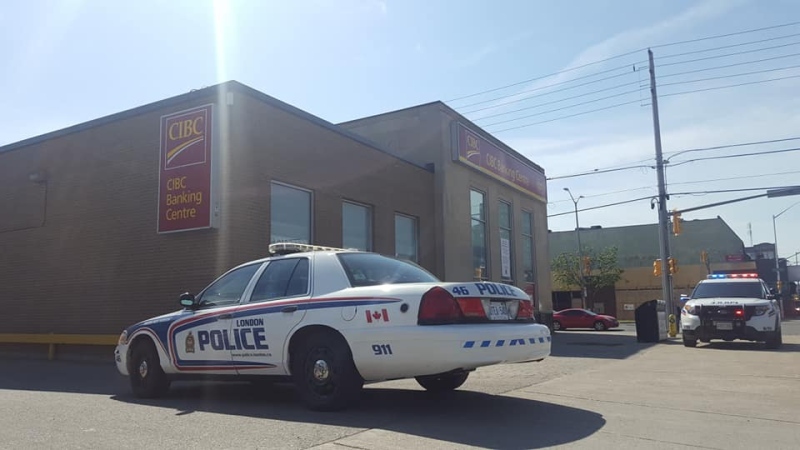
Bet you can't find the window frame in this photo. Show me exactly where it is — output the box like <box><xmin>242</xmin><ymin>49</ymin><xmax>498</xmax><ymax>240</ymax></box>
<box><xmin>196</xmin><ymin>262</ymin><xmax>265</xmax><ymax>309</ymax></box>
<box><xmin>341</xmin><ymin>199</ymin><xmax>373</xmax><ymax>251</ymax></box>
<box><xmin>246</xmin><ymin>257</ymin><xmax>311</xmax><ymax>304</ymax></box>
<box><xmin>498</xmin><ymin>199</ymin><xmax>513</xmax><ymax>281</ymax></box>
<box><xmin>394</xmin><ymin>212</ymin><xmax>419</xmax><ymax>263</ymax></box>
<box><xmin>270</xmin><ymin>180</ymin><xmax>314</xmax><ymax>245</ymax></box>
<box><xmin>521</xmin><ymin>209</ymin><xmax>535</xmax><ymax>283</ymax></box>
<box><xmin>470</xmin><ymin>188</ymin><xmax>489</xmax><ymax>280</ymax></box>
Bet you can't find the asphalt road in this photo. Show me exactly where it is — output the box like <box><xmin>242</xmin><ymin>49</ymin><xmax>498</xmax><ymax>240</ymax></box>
<box><xmin>1</xmin><ymin>321</ymin><xmax>799</xmax><ymax>449</ymax></box>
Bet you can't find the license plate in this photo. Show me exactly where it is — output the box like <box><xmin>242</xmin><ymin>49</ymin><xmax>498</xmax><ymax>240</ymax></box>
<box><xmin>489</xmin><ymin>302</ymin><xmax>511</xmax><ymax>320</ymax></box>
<box><xmin>715</xmin><ymin>321</ymin><xmax>733</xmax><ymax>330</ymax></box>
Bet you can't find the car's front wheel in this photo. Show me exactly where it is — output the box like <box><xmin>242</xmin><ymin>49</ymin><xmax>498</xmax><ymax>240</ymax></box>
<box><xmin>291</xmin><ymin>331</ymin><xmax>363</xmax><ymax>411</ymax></box>
<box><xmin>415</xmin><ymin>372</ymin><xmax>469</xmax><ymax>392</ymax></box>
<box><xmin>129</xmin><ymin>339</ymin><xmax>170</xmax><ymax>398</ymax></box>
<box><xmin>765</xmin><ymin>324</ymin><xmax>783</xmax><ymax>349</ymax></box>
<box><xmin>683</xmin><ymin>335</ymin><xmax>697</xmax><ymax>347</ymax></box>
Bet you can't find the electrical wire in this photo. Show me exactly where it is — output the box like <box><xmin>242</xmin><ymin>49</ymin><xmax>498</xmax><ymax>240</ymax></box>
<box><xmin>459</xmin><ymin>64</ymin><xmax>635</xmax><ymax>111</ymax></box>
<box><xmin>654</xmin><ymin>31</ymin><xmax>800</xmax><ymax>60</ymax></box>
<box><xmin>668</xmin><ymin>146</ymin><xmax>800</xmax><ymax>167</ymax></box>
<box><xmin>655</xmin><ymin>52</ymin><xmax>800</xmax><ymax>80</ymax></box>
<box><xmin>654</xmin><ymin>63</ymin><xmax>800</xmax><ymax>89</ymax></box>
<box><xmin>546</xmin><ymin>162</ymin><xmax>653</xmax><ymax>181</ymax></box>
<box><xmin>665</xmin><ymin>136</ymin><xmax>800</xmax><ymax>160</ymax></box>
<box><xmin>446</xmin><ymin>21</ymin><xmax>800</xmax><ymax>107</ymax></box>
<box><xmin>656</xmin><ymin>40</ymin><xmax>800</xmax><ymax>68</ymax></box>
<box><xmin>492</xmin><ymin>99</ymin><xmax>644</xmax><ymax>133</ymax></box>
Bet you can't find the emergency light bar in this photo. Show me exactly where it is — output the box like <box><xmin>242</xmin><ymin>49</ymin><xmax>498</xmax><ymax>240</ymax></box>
<box><xmin>707</xmin><ymin>273</ymin><xmax>759</xmax><ymax>279</ymax></box>
<box><xmin>268</xmin><ymin>242</ymin><xmax>355</xmax><ymax>256</ymax></box>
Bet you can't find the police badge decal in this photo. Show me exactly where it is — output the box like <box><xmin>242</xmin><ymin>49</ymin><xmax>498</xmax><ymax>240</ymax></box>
<box><xmin>185</xmin><ymin>331</ymin><xmax>195</xmax><ymax>353</ymax></box>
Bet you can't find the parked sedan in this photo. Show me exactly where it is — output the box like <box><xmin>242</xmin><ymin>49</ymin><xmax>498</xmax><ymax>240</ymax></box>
<box><xmin>553</xmin><ymin>308</ymin><xmax>619</xmax><ymax>331</ymax></box>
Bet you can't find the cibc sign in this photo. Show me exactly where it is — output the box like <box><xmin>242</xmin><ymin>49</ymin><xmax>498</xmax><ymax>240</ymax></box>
<box><xmin>454</xmin><ymin>123</ymin><xmax>547</xmax><ymax>202</ymax></box>
<box><xmin>157</xmin><ymin>104</ymin><xmax>213</xmax><ymax>233</ymax></box>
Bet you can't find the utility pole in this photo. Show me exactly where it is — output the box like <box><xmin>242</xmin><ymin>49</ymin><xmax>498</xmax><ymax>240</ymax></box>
<box><xmin>564</xmin><ymin>187</ymin><xmax>587</xmax><ymax>309</ymax></box>
<box><xmin>648</xmin><ymin>48</ymin><xmax>674</xmax><ymax>325</ymax></box>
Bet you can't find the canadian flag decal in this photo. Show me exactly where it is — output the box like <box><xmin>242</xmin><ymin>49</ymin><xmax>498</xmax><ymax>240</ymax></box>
<box><xmin>366</xmin><ymin>309</ymin><xmax>389</xmax><ymax>323</ymax></box>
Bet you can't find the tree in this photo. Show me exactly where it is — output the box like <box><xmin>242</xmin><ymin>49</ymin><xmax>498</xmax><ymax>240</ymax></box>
<box><xmin>551</xmin><ymin>246</ymin><xmax>624</xmax><ymax>309</ymax></box>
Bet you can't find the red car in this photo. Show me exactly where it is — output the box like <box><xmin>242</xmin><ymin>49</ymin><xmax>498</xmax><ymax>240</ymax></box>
<box><xmin>553</xmin><ymin>308</ymin><xmax>619</xmax><ymax>331</ymax></box>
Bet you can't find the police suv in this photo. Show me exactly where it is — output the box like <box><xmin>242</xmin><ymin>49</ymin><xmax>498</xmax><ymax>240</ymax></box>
<box><xmin>680</xmin><ymin>274</ymin><xmax>782</xmax><ymax>349</ymax></box>
<box><xmin>115</xmin><ymin>243</ymin><xmax>551</xmax><ymax>411</ymax></box>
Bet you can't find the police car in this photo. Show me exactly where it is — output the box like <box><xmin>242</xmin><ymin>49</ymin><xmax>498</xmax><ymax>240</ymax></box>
<box><xmin>680</xmin><ymin>274</ymin><xmax>782</xmax><ymax>349</ymax></box>
<box><xmin>115</xmin><ymin>243</ymin><xmax>551</xmax><ymax>410</ymax></box>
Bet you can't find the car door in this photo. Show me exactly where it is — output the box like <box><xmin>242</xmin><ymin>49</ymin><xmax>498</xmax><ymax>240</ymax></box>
<box><xmin>169</xmin><ymin>262</ymin><xmax>263</xmax><ymax>374</ymax></box>
<box><xmin>232</xmin><ymin>256</ymin><xmax>311</xmax><ymax>375</ymax></box>
<box><xmin>578</xmin><ymin>311</ymin><xmax>595</xmax><ymax>328</ymax></box>
<box><xmin>561</xmin><ymin>310</ymin><xmax>580</xmax><ymax>328</ymax></box>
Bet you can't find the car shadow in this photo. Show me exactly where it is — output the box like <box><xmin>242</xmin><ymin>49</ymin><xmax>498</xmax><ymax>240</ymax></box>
<box><xmin>111</xmin><ymin>382</ymin><xmax>606</xmax><ymax>449</ymax></box>
<box><xmin>0</xmin><ymin>359</ymin><xmax>125</xmax><ymax>395</ymax></box>
<box><xmin>696</xmin><ymin>341</ymin><xmax>800</xmax><ymax>352</ymax></box>
<box><xmin>550</xmin><ymin>329</ymin><xmax>656</xmax><ymax>360</ymax></box>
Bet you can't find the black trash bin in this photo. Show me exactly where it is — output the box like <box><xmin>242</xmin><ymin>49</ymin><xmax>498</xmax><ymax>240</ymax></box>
<box><xmin>635</xmin><ymin>299</ymin><xmax>668</xmax><ymax>343</ymax></box>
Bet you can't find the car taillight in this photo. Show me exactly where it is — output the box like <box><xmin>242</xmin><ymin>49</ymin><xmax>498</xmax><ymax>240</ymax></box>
<box><xmin>735</xmin><ymin>309</ymin><xmax>744</xmax><ymax>317</ymax></box>
<box><xmin>456</xmin><ymin>297</ymin><xmax>487</xmax><ymax>318</ymax></box>
<box><xmin>418</xmin><ymin>287</ymin><xmax>463</xmax><ymax>324</ymax></box>
<box><xmin>517</xmin><ymin>300</ymin><xmax>533</xmax><ymax>319</ymax></box>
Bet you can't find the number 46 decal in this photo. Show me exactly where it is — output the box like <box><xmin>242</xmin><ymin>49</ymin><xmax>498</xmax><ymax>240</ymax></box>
<box><xmin>452</xmin><ymin>286</ymin><xmax>469</xmax><ymax>295</ymax></box>
<box><xmin>372</xmin><ymin>344</ymin><xmax>393</xmax><ymax>355</ymax></box>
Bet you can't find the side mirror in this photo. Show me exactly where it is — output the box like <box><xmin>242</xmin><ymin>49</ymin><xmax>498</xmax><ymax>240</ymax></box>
<box><xmin>179</xmin><ymin>292</ymin><xmax>197</xmax><ymax>308</ymax></box>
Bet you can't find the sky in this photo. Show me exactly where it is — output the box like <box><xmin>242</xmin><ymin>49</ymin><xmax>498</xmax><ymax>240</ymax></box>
<box><xmin>2</xmin><ymin>0</ymin><xmax>800</xmax><ymax>264</ymax></box>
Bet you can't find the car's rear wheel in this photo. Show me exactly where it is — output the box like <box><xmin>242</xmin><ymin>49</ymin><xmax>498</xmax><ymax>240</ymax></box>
<box><xmin>129</xmin><ymin>339</ymin><xmax>170</xmax><ymax>398</ymax></box>
<box><xmin>553</xmin><ymin>321</ymin><xmax>563</xmax><ymax>331</ymax></box>
<box><xmin>683</xmin><ymin>335</ymin><xmax>697</xmax><ymax>347</ymax></box>
<box><xmin>291</xmin><ymin>331</ymin><xmax>363</xmax><ymax>411</ymax></box>
<box><xmin>593</xmin><ymin>321</ymin><xmax>607</xmax><ymax>331</ymax></box>
<box><xmin>415</xmin><ymin>372</ymin><xmax>469</xmax><ymax>392</ymax></box>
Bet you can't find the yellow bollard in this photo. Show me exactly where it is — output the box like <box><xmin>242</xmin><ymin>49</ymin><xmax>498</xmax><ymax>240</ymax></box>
<box><xmin>668</xmin><ymin>314</ymin><xmax>677</xmax><ymax>337</ymax></box>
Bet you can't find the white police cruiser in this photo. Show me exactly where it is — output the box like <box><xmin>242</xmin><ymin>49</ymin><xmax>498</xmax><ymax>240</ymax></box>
<box><xmin>681</xmin><ymin>273</ymin><xmax>782</xmax><ymax>349</ymax></box>
<box><xmin>115</xmin><ymin>243</ymin><xmax>551</xmax><ymax>410</ymax></box>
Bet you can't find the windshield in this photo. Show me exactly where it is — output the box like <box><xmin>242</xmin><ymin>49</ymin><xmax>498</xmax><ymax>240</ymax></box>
<box><xmin>691</xmin><ymin>282</ymin><xmax>765</xmax><ymax>299</ymax></box>
<box><xmin>337</xmin><ymin>253</ymin><xmax>440</xmax><ymax>287</ymax></box>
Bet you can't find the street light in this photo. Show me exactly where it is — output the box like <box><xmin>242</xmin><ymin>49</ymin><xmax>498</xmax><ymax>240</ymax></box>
<box><xmin>772</xmin><ymin>199</ymin><xmax>800</xmax><ymax>294</ymax></box>
<box><xmin>564</xmin><ymin>187</ymin><xmax>587</xmax><ymax>309</ymax></box>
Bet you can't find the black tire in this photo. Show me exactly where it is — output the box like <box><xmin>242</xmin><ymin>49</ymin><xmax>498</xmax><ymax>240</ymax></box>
<box><xmin>415</xmin><ymin>372</ymin><xmax>469</xmax><ymax>392</ymax></box>
<box><xmin>593</xmin><ymin>321</ymin><xmax>607</xmax><ymax>331</ymax></box>
<box><xmin>683</xmin><ymin>336</ymin><xmax>697</xmax><ymax>348</ymax></box>
<box><xmin>291</xmin><ymin>331</ymin><xmax>363</xmax><ymax>411</ymax></box>
<box><xmin>765</xmin><ymin>324</ymin><xmax>782</xmax><ymax>349</ymax></box>
<box><xmin>553</xmin><ymin>321</ymin><xmax>563</xmax><ymax>331</ymax></box>
<box><xmin>129</xmin><ymin>340</ymin><xmax>170</xmax><ymax>398</ymax></box>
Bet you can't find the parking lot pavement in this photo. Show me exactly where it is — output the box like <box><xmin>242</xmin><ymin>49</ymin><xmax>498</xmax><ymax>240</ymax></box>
<box><xmin>1</xmin><ymin>321</ymin><xmax>799</xmax><ymax>449</ymax></box>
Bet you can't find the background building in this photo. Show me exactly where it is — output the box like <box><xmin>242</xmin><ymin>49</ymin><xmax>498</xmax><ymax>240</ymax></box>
<box><xmin>548</xmin><ymin>217</ymin><xmax>755</xmax><ymax>319</ymax></box>
<box><xmin>0</xmin><ymin>81</ymin><xmax>551</xmax><ymax>348</ymax></box>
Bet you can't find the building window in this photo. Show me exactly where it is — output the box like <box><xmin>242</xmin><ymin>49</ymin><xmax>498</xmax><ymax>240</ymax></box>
<box><xmin>521</xmin><ymin>210</ymin><xmax>535</xmax><ymax>283</ymax></box>
<box><xmin>470</xmin><ymin>189</ymin><xmax>488</xmax><ymax>280</ymax></box>
<box><xmin>395</xmin><ymin>213</ymin><xmax>418</xmax><ymax>262</ymax></box>
<box><xmin>499</xmin><ymin>200</ymin><xmax>513</xmax><ymax>281</ymax></box>
<box><xmin>270</xmin><ymin>182</ymin><xmax>312</xmax><ymax>244</ymax></box>
<box><xmin>342</xmin><ymin>201</ymin><xmax>372</xmax><ymax>251</ymax></box>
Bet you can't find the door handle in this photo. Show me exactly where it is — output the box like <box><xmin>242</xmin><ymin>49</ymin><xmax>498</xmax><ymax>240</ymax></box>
<box><xmin>281</xmin><ymin>305</ymin><xmax>298</xmax><ymax>313</ymax></box>
<box><xmin>217</xmin><ymin>313</ymin><xmax>232</xmax><ymax>320</ymax></box>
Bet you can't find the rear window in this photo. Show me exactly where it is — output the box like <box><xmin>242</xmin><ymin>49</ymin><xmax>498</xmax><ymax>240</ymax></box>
<box><xmin>691</xmin><ymin>281</ymin><xmax>764</xmax><ymax>299</ymax></box>
<box><xmin>336</xmin><ymin>253</ymin><xmax>439</xmax><ymax>287</ymax></box>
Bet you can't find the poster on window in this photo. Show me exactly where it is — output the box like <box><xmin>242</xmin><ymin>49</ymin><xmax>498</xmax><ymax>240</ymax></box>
<box><xmin>500</xmin><ymin>238</ymin><xmax>511</xmax><ymax>279</ymax></box>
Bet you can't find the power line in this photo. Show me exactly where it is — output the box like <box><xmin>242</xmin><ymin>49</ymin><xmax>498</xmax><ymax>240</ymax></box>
<box><xmin>661</xmin><ymin>72</ymin><xmax>800</xmax><ymax>98</ymax></box>
<box><xmin>669</xmin><ymin>146</ymin><xmax>800</xmax><ymax>167</ymax></box>
<box><xmin>547</xmin><ymin>196</ymin><xmax>654</xmax><ymax>218</ymax></box>
<box><xmin>653</xmin><ymin>63</ymin><xmax>800</xmax><ymax>90</ymax></box>
<box><xmin>492</xmin><ymin>98</ymin><xmax>645</xmax><ymax>133</ymax></box>
<box><xmin>656</xmin><ymin>40</ymin><xmax>800</xmax><ymax>68</ymax></box>
<box><xmin>547</xmin><ymin>162</ymin><xmax>653</xmax><ymax>181</ymax></box>
<box><xmin>446</xmin><ymin>21</ymin><xmax>800</xmax><ymax>107</ymax></box>
<box><xmin>665</xmin><ymin>136</ymin><xmax>800</xmax><ymax>160</ymax></box>
<box><xmin>650</xmin><ymin>21</ymin><xmax>800</xmax><ymax>49</ymax></box>
<box><xmin>656</xmin><ymin>52</ymin><xmax>800</xmax><ymax>80</ymax></box>
<box><xmin>446</xmin><ymin>53</ymin><xmax>641</xmax><ymax>103</ymax></box>
<box><xmin>460</xmin><ymin>64</ymin><xmax>635</xmax><ymax>111</ymax></box>
<box><xmin>473</xmin><ymin>80</ymin><xmax>642</xmax><ymax>121</ymax></box>
<box><xmin>483</xmin><ymin>88</ymin><xmax>643</xmax><ymax>127</ymax></box>
<box><xmin>654</xmin><ymin>31</ymin><xmax>800</xmax><ymax>60</ymax></box>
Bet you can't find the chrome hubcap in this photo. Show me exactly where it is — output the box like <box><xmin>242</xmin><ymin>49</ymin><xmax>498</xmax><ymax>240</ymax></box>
<box><xmin>312</xmin><ymin>359</ymin><xmax>330</xmax><ymax>382</ymax></box>
<box><xmin>139</xmin><ymin>360</ymin><xmax>149</xmax><ymax>378</ymax></box>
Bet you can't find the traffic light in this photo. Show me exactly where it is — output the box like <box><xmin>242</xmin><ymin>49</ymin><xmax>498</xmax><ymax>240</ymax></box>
<box><xmin>653</xmin><ymin>259</ymin><xmax>662</xmax><ymax>277</ymax></box>
<box><xmin>582</xmin><ymin>256</ymin><xmax>591</xmax><ymax>276</ymax></box>
<box><xmin>672</xmin><ymin>210</ymin><xmax>682</xmax><ymax>236</ymax></box>
<box><xmin>668</xmin><ymin>257</ymin><xmax>678</xmax><ymax>275</ymax></box>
